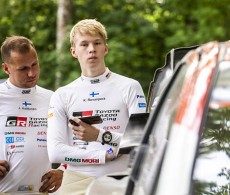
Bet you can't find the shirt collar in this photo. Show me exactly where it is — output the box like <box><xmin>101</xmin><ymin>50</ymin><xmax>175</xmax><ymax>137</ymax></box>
<box><xmin>81</xmin><ymin>68</ymin><xmax>111</xmax><ymax>84</ymax></box>
<box><xmin>5</xmin><ymin>79</ymin><xmax>36</xmax><ymax>95</ymax></box>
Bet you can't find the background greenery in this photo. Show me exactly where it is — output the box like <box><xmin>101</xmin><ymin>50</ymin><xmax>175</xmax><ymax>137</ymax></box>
<box><xmin>0</xmin><ymin>0</ymin><xmax>230</xmax><ymax>95</ymax></box>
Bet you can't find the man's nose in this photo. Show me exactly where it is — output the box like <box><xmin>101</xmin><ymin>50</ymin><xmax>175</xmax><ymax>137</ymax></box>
<box><xmin>89</xmin><ymin>44</ymin><xmax>95</xmax><ymax>53</ymax></box>
<box><xmin>28</xmin><ymin>69</ymin><xmax>35</xmax><ymax>77</ymax></box>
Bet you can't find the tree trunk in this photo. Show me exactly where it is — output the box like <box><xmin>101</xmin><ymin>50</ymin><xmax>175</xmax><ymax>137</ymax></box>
<box><xmin>52</xmin><ymin>0</ymin><xmax>71</xmax><ymax>169</ymax></box>
<box><xmin>55</xmin><ymin>0</ymin><xmax>72</xmax><ymax>89</ymax></box>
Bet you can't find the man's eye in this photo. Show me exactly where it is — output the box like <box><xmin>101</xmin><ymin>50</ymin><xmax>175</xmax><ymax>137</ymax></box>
<box><xmin>18</xmin><ymin>68</ymin><xmax>27</xmax><ymax>71</ymax></box>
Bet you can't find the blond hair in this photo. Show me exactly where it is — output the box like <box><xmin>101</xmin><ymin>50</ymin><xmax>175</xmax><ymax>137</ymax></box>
<box><xmin>70</xmin><ymin>19</ymin><xmax>107</xmax><ymax>47</ymax></box>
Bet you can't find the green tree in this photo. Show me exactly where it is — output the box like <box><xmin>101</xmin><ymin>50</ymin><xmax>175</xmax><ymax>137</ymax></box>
<box><xmin>0</xmin><ymin>0</ymin><xmax>57</xmax><ymax>89</ymax></box>
<box><xmin>1</xmin><ymin>0</ymin><xmax>230</xmax><ymax>96</ymax></box>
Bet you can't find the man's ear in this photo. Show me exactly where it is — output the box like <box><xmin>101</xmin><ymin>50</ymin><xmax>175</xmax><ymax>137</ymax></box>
<box><xmin>70</xmin><ymin>47</ymin><xmax>78</xmax><ymax>59</ymax></box>
<box><xmin>2</xmin><ymin>63</ymin><xmax>10</xmax><ymax>75</ymax></box>
<box><xmin>104</xmin><ymin>44</ymin><xmax>109</xmax><ymax>56</ymax></box>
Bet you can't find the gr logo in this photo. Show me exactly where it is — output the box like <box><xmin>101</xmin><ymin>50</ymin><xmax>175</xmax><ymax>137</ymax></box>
<box><xmin>6</xmin><ymin>116</ymin><xmax>27</xmax><ymax>127</ymax></box>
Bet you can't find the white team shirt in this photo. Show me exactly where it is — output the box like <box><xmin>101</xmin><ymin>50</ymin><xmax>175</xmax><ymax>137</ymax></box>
<box><xmin>47</xmin><ymin>68</ymin><xmax>146</xmax><ymax>177</ymax></box>
<box><xmin>0</xmin><ymin>80</ymin><xmax>53</xmax><ymax>193</ymax></box>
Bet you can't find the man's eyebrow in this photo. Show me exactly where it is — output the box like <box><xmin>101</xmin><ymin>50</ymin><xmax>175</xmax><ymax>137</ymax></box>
<box><xmin>80</xmin><ymin>38</ymin><xmax>102</xmax><ymax>43</ymax></box>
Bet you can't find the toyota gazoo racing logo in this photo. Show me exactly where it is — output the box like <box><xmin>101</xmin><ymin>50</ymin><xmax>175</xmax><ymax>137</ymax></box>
<box><xmin>5</xmin><ymin>116</ymin><xmax>27</xmax><ymax>127</ymax></box>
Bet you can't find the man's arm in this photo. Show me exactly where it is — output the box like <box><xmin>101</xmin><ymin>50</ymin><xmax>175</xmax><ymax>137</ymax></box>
<box><xmin>47</xmin><ymin>92</ymin><xmax>107</xmax><ymax>165</ymax></box>
<box><xmin>0</xmin><ymin>160</ymin><xmax>10</xmax><ymax>180</ymax></box>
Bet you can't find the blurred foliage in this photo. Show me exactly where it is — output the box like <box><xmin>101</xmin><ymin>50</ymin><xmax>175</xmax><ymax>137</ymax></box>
<box><xmin>194</xmin><ymin>107</ymin><xmax>230</xmax><ymax>194</ymax></box>
<box><xmin>1</xmin><ymin>0</ymin><xmax>230</xmax><ymax>96</ymax></box>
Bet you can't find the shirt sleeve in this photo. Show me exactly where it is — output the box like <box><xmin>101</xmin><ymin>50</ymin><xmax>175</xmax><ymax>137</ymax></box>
<box><xmin>125</xmin><ymin>80</ymin><xmax>147</xmax><ymax>116</ymax></box>
<box><xmin>47</xmin><ymin>90</ymin><xmax>106</xmax><ymax>166</ymax></box>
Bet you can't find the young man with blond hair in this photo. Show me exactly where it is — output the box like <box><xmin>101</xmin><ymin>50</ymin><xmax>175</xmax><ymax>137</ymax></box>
<box><xmin>47</xmin><ymin>19</ymin><xmax>146</xmax><ymax>194</ymax></box>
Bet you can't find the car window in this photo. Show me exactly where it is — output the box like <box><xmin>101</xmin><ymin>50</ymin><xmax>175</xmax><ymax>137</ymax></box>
<box><xmin>132</xmin><ymin>64</ymin><xmax>189</xmax><ymax>195</ymax></box>
<box><xmin>192</xmin><ymin>61</ymin><xmax>230</xmax><ymax>195</ymax></box>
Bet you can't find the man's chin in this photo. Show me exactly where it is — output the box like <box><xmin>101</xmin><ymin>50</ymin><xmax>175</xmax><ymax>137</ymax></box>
<box><xmin>24</xmin><ymin>81</ymin><xmax>37</xmax><ymax>88</ymax></box>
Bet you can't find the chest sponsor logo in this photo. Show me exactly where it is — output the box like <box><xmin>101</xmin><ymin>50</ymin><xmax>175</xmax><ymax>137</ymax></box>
<box><xmin>103</xmin><ymin>126</ymin><xmax>121</xmax><ymax>131</ymax></box>
<box><xmin>7</xmin><ymin>151</ymin><xmax>24</xmax><ymax>155</ymax></box>
<box><xmin>37</xmin><ymin>138</ymin><xmax>47</xmax><ymax>142</ymax></box>
<box><xmin>38</xmin><ymin>145</ymin><xmax>47</xmax><ymax>148</ymax></box>
<box><xmin>8</xmin><ymin>144</ymin><xmax>24</xmax><ymax>149</ymax></box>
<box><xmin>16</xmin><ymin>137</ymin><xmax>25</xmax><ymax>142</ymax></box>
<box><xmin>4</xmin><ymin>131</ymin><xmax>26</xmax><ymax>135</ymax></box>
<box><xmin>5</xmin><ymin>137</ymin><xmax>25</xmax><ymax>143</ymax></box>
<box><xmin>6</xmin><ymin>116</ymin><xmax>27</xmax><ymax>127</ymax></box>
<box><xmin>15</xmin><ymin>131</ymin><xmax>26</xmax><ymax>135</ymax></box>
<box><xmin>95</xmin><ymin>109</ymin><xmax>120</xmax><ymax>122</ymax></box>
<box><xmin>5</xmin><ymin>116</ymin><xmax>47</xmax><ymax>127</ymax></box>
<box><xmin>4</xmin><ymin>132</ymin><xmax>14</xmax><ymax>135</ymax></box>
<box><xmin>73</xmin><ymin>111</ymin><xmax>93</xmax><ymax>117</ymax></box>
<box><xmin>73</xmin><ymin>110</ymin><xmax>120</xmax><ymax>122</ymax></box>
<box><xmin>6</xmin><ymin>137</ymin><xmax>14</xmax><ymax>143</ymax></box>
<box><xmin>29</xmin><ymin>118</ymin><xmax>47</xmax><ymax>127</ymax></box>
<box><xmin>37</xmin><ymin>131</ymin><xmax>46</xmax><ymax>135</ymax></box>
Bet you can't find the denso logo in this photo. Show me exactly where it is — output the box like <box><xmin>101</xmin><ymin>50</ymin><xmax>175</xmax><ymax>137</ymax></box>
<box><xmin>103</xmin><ymin>126</ymin><xmax>120</xmax><ymax>131</ymax></box>
<box><xmin>65</xmin><ymin>157</ymin><xmax>99</xmax><ymax>163</ymax></box>
<box><xmin>37</xmin><ymin>131</ymin><xmax>47</xmax><ymax>135</ymax></box>
<box><xmin>6</xmin><ymin>116</ymin><xmax>27</xmax><ymax>127</ymax></box>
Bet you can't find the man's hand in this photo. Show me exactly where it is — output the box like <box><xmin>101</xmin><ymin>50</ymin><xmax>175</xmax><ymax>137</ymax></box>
<box><xmin>71</xmin><ymin>118</ymin><xmax>99</xmax><ymax>142</ymax></box>
<box><xmin>0</xmin><ymin>160</ymin><xmax>10</xmax><ymax>180</ymax></box>
<box><xmin>105</xmin><ymin>148</ymin><xmax>120</xmax><ymax>162</ymax></box>
<box><xmin>39</xmin><ymin>169</ymin><xmax>63</xmax><ymax>193</ymax></box>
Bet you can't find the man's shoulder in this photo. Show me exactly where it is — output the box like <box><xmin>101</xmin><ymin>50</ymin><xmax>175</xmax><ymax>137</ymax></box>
<box><xmin>36</xmin><ymin>85</ymin><xmax>54</xmax><ymax>96</ymax></box>
<box><xmin>55</xmin><ymin>79</ymin><xmax>80</xmax><ymax>92</ymax></box>
<box><xmin>111</xmin><ymin>72</ymin><xmax>139</xmax><ymax>85</ymax></box>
